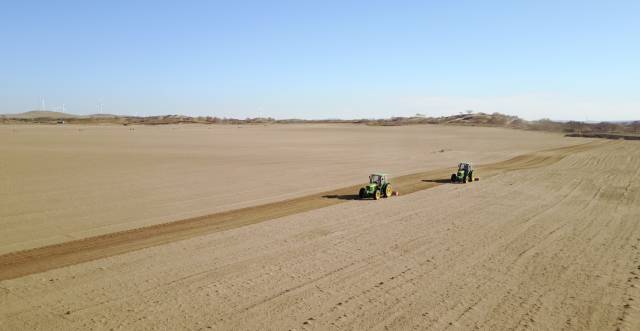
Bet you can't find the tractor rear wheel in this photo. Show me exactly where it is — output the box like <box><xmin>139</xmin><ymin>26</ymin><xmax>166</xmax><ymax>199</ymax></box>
<box><xmin>384</xmin><ymin>185</ymin><xmax>392</xmax><ymax>198</ymax></box>
<box><xmin>359</xmin><ymin>188</ymin><xmax>366</xmax><ymax>199</ymax></box>
<box><xmin>374</xmin><ymin>189</ymin><xmax>381</xmax><ymax>200</ymax></box>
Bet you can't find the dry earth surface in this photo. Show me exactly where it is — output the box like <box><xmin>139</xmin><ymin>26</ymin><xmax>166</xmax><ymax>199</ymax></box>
<box><xmin>0</xmin><ymin>124</ymin><xmax>581</xmax><ymax>254</ymax></box>
<box><xmin>1</xmin><ymin>124</ymin><xmax>639</xmax><ymax>330</ymax></box>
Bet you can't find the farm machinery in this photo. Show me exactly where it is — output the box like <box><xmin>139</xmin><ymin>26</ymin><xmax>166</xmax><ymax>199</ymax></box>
<box><xmin>451</xmin><ymin>162</ymin><xmax>476</xmax><ymax>183</ymax></box>
<box><xmin>359</xmin><ymin>173</ymin><xmax>393</xmax><ymax>200</ymax></box>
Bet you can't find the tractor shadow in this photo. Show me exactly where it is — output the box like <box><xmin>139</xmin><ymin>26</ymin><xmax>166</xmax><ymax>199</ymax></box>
<box><xmin>422</xmin><ymin>179</ymin><xmax>452</xmax><ymax>184</ymax></box>
<box><xmin>322</xmin><ymin>194</ymin><xmax>360</xmax><ymax>200</ymax></box>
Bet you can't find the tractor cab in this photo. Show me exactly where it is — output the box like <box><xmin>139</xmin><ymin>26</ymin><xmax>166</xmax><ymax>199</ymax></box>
<box><xmin>458</xmin><ymin>162</ymin><xmax>472</xmax><ymax>172</ymax></box>
<box><xmin>369</xmin><ymin>173</ymin><xmax>387</xmax><ymax>186</ymax></box>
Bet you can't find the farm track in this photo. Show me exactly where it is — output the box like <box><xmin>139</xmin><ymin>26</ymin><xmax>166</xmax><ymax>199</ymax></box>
<box><xmin>0</xmin><ymin>141</ymin><xmax>603</xmax><ymax>281</ymax></box>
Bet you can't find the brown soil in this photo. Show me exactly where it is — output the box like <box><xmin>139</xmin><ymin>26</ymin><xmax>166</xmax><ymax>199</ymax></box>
<box><xmin>0</xmin><ymin>141</ymin><xmax>601</xmax><ymax>281</ymax></box>
<box><xmin>2</xmin><ymin>140</ymin><xmax>639</xmax><ymax>330</ymax></box>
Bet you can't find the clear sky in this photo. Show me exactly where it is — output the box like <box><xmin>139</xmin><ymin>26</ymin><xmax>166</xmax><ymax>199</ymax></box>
<box><xmin>1</xmin><ymin>1</ymin><xmax>638</xmax><ymax>120</ymax></box>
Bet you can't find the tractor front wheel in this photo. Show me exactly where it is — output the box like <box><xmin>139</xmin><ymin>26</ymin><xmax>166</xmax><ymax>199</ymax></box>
<box><xmin>359</xmin><ymin>188</ymin><xmax>366</xmax><ymax>199</ymax></box>
<box><xmin>450</xmin><ymin>174</ymin><xmax>457</xmax><ymax>183</ymax></box>
<box><xmin>384</xmin><ymin>185</ymin><xmax>392</xmax><ymax>198</ymax></box>
<box><xmin>374</xmin><ymin>189</ymin><xmax>381</xmax><ymax>200</ymax></box>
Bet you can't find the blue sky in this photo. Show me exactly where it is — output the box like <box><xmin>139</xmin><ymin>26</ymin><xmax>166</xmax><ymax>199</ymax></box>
<box><xmin>1</xmin><ymin>1</ymin><xmax>638</xmax><ymax>120</ymax></box>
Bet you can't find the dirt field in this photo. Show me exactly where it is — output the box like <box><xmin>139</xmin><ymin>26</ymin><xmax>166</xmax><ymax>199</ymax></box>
<box><xmin>1</xmin><ymin>139</ymin><xmax>638</xmax><ymax>330</ymax></box>
<box><xmin>0</xmin><ymin>124</ymin><xmax>581</xmax><ymax>254</ymax></box>
<box><xmin>2</xmin><ymin>124</ymin><xmax>640</xmax><ymax>330</ymax></box>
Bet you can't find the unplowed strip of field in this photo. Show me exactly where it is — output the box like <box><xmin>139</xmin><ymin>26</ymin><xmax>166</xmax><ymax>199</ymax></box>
<box><xmin>0</xmin><ymin>141</ymin><xmax>603</xmax><ymax>281</ymax></box>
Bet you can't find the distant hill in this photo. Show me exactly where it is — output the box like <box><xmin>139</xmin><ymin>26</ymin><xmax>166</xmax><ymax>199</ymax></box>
<box><xmin>3</xmin><ymin>110</ymin><xmax>80</xmax><ymax>119</ymax></box>
<box><xmin>1</xmin><ymin>110</ymin><xmax>638</xmax><ymax>137</ymax></box>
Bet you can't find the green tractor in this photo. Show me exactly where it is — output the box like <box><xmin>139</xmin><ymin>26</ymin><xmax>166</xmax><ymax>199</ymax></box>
<box><xmin>359</xmin><ymin>173</ymin><xmax>393</xmax><ymax>200</ymax></box>
<box><xmin>451</xmin><ymin>162</ymin><xmax>474</xmax><ymax>183</ymax></box>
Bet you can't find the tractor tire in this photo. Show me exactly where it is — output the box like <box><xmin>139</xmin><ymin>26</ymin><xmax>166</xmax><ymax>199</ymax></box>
<box><xmin>359</xmin><ymin>188</ymin><xmax>366</xmax><ymax>200</ymax></box>
<box><xmin>468</xmin><ymin>172</ymin><xmax>473</xmax><ymax>183</ymax></box>
<box><xmin>384</xmin><ymin>184</ymin><xmax>392</xmax><ymax>198</ymax></box>
<box><xmin>374</xmin><ymin>189</ymin><xmax>381</xmax><ymax>200</ymax></box>
<box><xmin>450</xmin><ymin>174</ymin><xmax>457</xmax><ymax>182</ymax></box>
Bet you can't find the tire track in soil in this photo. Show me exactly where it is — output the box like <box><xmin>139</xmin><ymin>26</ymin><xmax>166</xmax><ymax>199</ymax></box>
<box><xmin>614</xmin><ymin>167</ymin><xmax>640</xmax><ymax>331</ymax></box>
<box><xmin>0</xmin><ymin>141</ymin><xmax>605</xmax><ymax>281</ymax></box>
